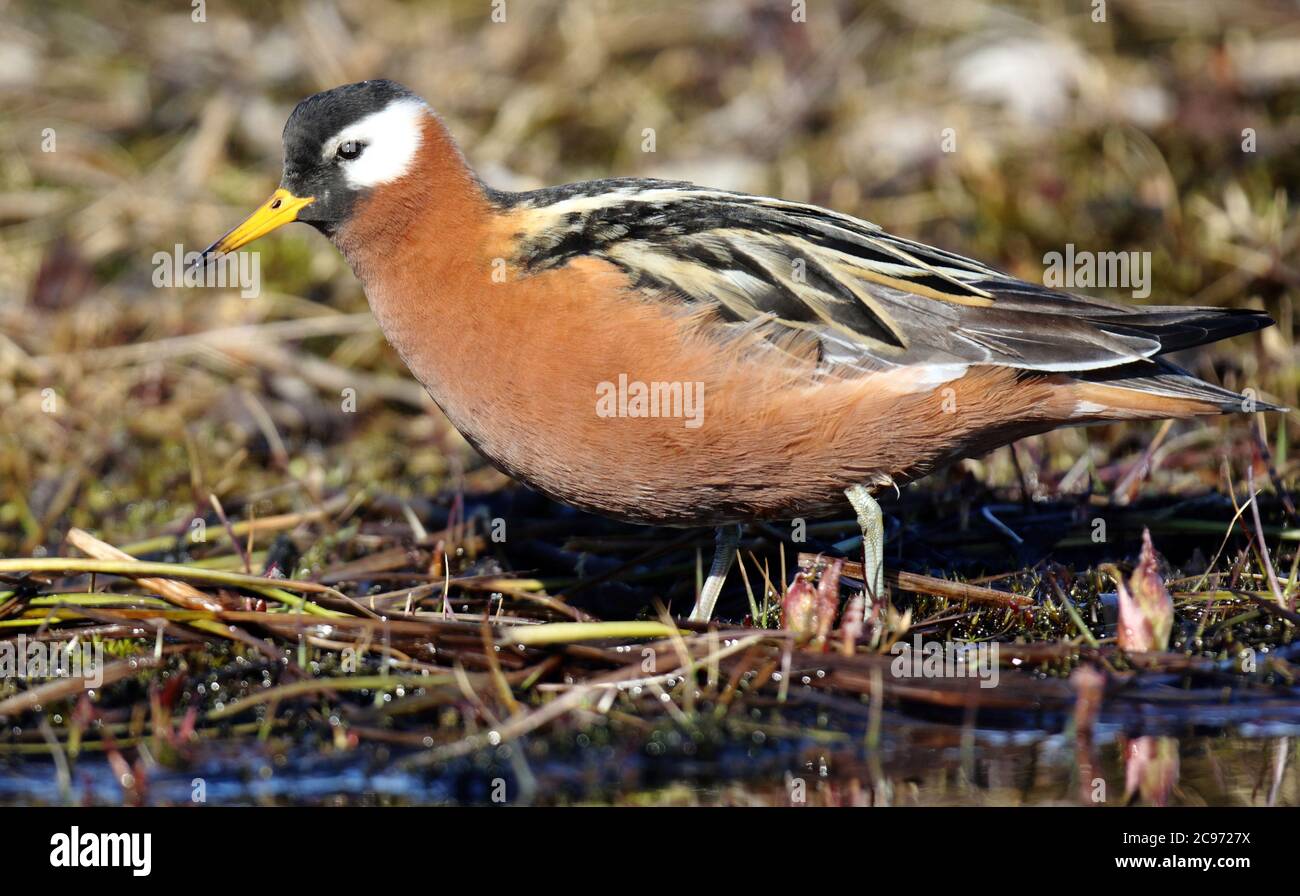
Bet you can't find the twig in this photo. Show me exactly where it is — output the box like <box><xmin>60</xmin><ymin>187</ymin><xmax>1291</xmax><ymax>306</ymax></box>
<box><xmin>798</xmin><ymin>553</ymin><xmax>1033</xmax><ymax>610</ymax></box>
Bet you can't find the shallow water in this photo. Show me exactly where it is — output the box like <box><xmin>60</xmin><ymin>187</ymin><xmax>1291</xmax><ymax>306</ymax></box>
<box><xmin>2</xmin><ymin>720</ymin><xmax>1293</xmax><ymax>807</ymax></box>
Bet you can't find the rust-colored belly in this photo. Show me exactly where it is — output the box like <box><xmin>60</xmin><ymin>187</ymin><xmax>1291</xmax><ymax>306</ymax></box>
<box><xmin>356</xmin><ymin>244</ymin><xmax>1064</xmax><ymax>526</ymax></box>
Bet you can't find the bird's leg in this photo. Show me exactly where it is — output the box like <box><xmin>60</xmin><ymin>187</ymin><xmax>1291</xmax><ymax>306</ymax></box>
<box><xmin>845</xmin><ymin>484</ymin><xmax>885</xmax><ymax>618</ymax></box>
<box><xmin>689</xmin><ymin>524</ymin><xmax>742</xmax><ymax>622</ymax></box>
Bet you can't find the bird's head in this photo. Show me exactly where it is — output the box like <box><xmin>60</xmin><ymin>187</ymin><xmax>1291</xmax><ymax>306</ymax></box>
<box><xmin>198</xmin><ymin>79</ymin><xmax>431</xmax><ymax>259</ymax></box>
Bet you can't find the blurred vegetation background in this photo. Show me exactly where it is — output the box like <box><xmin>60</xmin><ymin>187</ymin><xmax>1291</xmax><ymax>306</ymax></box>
<box><xmin>0</xmin><ymin>0</ymin><xmax>1296</xmax><ymax>556</ymax></box>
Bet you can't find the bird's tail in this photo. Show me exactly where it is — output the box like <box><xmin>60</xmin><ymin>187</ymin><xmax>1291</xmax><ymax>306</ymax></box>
<box><xmin>1063</xmin><ymin>359</ymin><xmax>1285</xmax><ymax>421</ymax></box>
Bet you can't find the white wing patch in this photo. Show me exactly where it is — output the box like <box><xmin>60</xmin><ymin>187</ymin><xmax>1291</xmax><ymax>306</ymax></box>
<box><xmin>323</xmin><ymin>98</ymin><xmax>427</xmax><ymax>189</ymax></box>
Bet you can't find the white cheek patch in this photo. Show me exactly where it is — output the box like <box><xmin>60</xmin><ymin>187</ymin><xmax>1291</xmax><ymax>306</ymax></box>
<box><xmin>323</xmin><ymin>98</ymin><xmax>427</xmax><ymax>189</ymax></box>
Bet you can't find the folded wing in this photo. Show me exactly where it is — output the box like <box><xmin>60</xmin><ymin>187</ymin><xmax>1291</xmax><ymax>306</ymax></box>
<box><xmin>502</xmin><ymin>178</ymin><xmax>1273</xmax><ymax>379</ymax></box>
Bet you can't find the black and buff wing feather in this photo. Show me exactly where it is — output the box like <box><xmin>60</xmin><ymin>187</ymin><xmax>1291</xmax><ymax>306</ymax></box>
<box><xmin>496</xmin><ymin>178</ymin><xmax>1273</xmax><ymax>381</ymax></box>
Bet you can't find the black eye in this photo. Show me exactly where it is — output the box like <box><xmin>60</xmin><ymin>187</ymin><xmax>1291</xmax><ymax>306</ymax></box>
<box><xmin>337</xmin><ymin>141</ymin><xmax>363</xmax><ymax>160</ymax></box>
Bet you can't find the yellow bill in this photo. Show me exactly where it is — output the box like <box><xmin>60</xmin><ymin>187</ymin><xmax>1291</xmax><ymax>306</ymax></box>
<box><xmin>198</xmin><ymin>188</ymin><xmax>315</xmax><ymax>260</ymax></box>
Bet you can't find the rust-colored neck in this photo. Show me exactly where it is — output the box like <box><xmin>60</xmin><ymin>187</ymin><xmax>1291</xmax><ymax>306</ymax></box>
<box><xmin>327</xmin><ymin>113</ymin><xmax>513</xmax><ymax>440</ymax></box>
<box><xmin>330</xmin><ymin>113</ymin><xmax>493</xmax><ymax>287</ymax></box>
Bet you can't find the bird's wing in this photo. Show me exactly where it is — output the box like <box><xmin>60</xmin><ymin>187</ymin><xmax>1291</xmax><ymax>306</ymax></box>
<box><xmin>501</xmin><ymin>178</ymin><xmax>1270</xmax><ymax>374</ymax></box>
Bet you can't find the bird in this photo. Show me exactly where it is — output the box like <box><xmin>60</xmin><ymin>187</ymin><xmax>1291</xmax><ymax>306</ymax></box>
<box><xmin>198</xmin><ymin>79</ymin><xmax>1279</xmax><ymax>622</ymax></box>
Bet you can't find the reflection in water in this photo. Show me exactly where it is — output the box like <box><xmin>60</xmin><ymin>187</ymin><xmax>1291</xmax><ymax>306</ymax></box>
<box><xmin>1123</xmin><ymin>736</ymin><xmax>1180</xmax><ymax>807</ymax></box>
<box><xmin>1270</xmin><ymin>738</ymin><xmax>1291</xmax><ymax>807</ymax></box>
<box><xmin>679</xmin><ymin>733</ymin><xmax>1290</xmax><ymax>808</ymax></box>
<box><xmin>1071</xmin><ymin>665</ymin><xmax>1106</xmax><ymax>804</ymax></box>
<box><xmin>0</xmin><ymin>728</ymin><xmax>1294</xmax><ymax>806</ymax></box>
